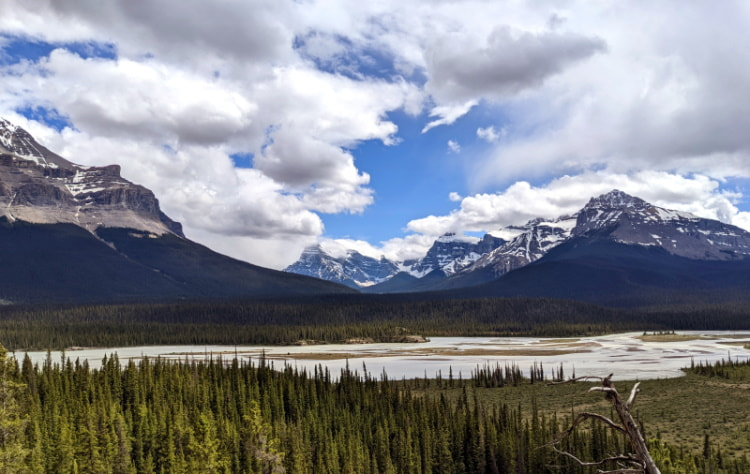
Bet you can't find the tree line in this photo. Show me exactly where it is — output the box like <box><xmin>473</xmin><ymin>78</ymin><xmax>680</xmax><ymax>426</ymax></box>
<box><xmin>2</xmin><ymin>297</ymin><xmax>750</xmax><ymax>350</ymax></box>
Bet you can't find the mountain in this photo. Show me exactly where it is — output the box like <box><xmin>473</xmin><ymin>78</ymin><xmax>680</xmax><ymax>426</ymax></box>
<box><xmin>0</xmin><ymin>118</ymin><xmax>183</xmax><ymax>236</ymax></box>
<box><xmin>570</xmin><ymin>189</ymin><xmax>750</xmax><ymax>259</ymax></box>
<box><xmin>462</xmin><ymin>216</ymin><xmax>577</xmax><ymax>279</ymax></box>
<box><xmin>285</xmin><ymin>233</ymin><xmax>506</xmax><ymax>291</ymax></box>
<box><xmin>449</xmin><ymin>190</ymin><xmax>750</xmax><ymax>306</ymax></box>
<box><xmin>284</xmin><ymin>245</ymin><xmax>399</xmax><ymax>289</ymax></box>
<box><xmin>0</xmin><ymin>118</ymin><xmax>353</xmax><ymax>303</ymax></box>
<box><xmin>286</xmin><ymin>188</ymin><xmax>750</xmax><ymax>304</ymax></box>
<box><xmin>404</xmin><ymin>233</ymin><xmax>506</xmax><ymax>277</ymax></box>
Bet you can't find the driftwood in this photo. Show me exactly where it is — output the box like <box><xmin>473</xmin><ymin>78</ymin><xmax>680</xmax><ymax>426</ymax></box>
<box><xmin>547</xmin><ymin>374</ymin><xmax>661</xmax><ymax>474</ymax></box>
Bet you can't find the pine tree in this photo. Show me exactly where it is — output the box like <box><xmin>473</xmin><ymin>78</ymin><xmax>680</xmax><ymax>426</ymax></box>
<box><xmin>0</xmin><ymin>344</ymin><xmax>29</xmax><ymax>473</ymax></box>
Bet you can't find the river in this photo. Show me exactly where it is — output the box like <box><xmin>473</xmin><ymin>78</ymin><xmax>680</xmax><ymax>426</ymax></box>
<box><xmin>16</xmin><ymin>331</ymin><xmax>750</xmax><ymax>381</ymax></box>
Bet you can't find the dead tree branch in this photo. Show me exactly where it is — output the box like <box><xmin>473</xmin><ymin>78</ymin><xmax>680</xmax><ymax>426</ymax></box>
<box><xmin>547</xmin><ymin>375</ymin><xmax>607</xmax><ymax>385</ymax></box>
<box><xmin>549</xmin><ymin>374</ymin><xmax>661</xmax><ymax>474</ymax></box>
<box><xmin>550</xmin><ymin>446</ymin><xmax>643</xmax><ymax>469</ymax></box>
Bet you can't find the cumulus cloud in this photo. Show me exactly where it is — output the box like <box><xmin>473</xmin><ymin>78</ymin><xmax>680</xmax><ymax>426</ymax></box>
<box><xmin>407</xmin><ymin>171</ymin><xmax>750</xmax><ymax>236</ymax></box>
<box><xmin>471</xmin><ymin>2</ymin><xmax>750</xmax><ymax>188</ymax></box>
<box><xmin>0</xmin><ymin>0</ymin><xmax>295</xmax><ymax>68</ymax></box>
<box><xmin>25</xmin><ymin>50</ymin><xmax>255</xmax><ymax>145</ymax></box>
<box><xmin>3</xmin><ymin>0</ymin><xmax>750</xmax><ymax>270</ymax></box>
<box><xmin>447</xmin><ymin>140</ymin><xmax>461</xmax><ymax>154</ymax></box>
<box><xmin>424</xmin><ymin>26</ymin><xmax>606</xmax><ymax>104</ymax></box>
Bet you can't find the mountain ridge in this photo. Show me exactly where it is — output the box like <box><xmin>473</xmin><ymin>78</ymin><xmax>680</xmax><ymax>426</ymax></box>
<box><xmin>287</xmin><ymin>189</ymin><xmax>750</xmax><ymax>296</ymax></box>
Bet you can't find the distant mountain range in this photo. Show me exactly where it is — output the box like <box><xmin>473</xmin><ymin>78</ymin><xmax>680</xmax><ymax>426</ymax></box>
<box><xmin>286</xmin><ymin>189</ymin><xmax>750</xmax><ymax>306</ymax></box>
<box><xmin>0</xmin><ymin>118</ymin><xmax>353</xmax><ymax>303</ymax></box>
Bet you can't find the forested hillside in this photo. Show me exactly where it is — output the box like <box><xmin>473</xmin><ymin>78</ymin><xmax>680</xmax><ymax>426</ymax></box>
<box><xmin>0</xmin><ymin>345</ymin><xmax>744</xmax><ymax>473</ymax></box>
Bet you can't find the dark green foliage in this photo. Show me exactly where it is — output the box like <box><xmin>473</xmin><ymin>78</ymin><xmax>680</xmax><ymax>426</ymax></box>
<box><xmin>687</xmin><ymin>355</ymin><xmax>750</xmax><ymax>381</ymax></box>
<box><xmin>1</xmin><ymin>297</ymin><xmax>750</xmax><ymax>351</ymax></box>
<box><xmin>0</xmin><ymin>349</ymin><xmax>743</xmax><ymax>472</ymax></box>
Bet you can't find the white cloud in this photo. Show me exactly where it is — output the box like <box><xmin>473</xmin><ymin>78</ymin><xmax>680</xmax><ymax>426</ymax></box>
<box><xmin>318</xmin><ymin>234</ymin><xmax>437</xmax><ymax>263</ymax></box>
<box><xmin>448</xmin><ymin>192</ymin><xmax>462</xmax><ymax>202</ymax></box>
<box><xmin>470</xmin><ymin>1</ymin><xmax>750</xmax><ymax>188</ymax></box>
<box><xmin>28</xmin><ymin>50</ymin><xmax>256</xmax><ymax>145</ymax></box>
<box><xmin>476</xmin><ymin>126</ymin><xmax>505</xmax><ymax>143</ymax></box>
<box><xmin>407</xmin><ymin>171</ymin><xmax>750</xmax><ymax>236</ymax></box>
<box><xmin>4</xmin><ymin>0</ymin><xmax>750</xmax><ymax>271</ymax></box>
<box><xmin>447</xmin><ymin>140</ymin><xmax>461</xmax><ymax>154</ymax></box>
<box><xmin>422</xmin><ymin>101</ymin><xmax>476</xmax><ymax>133</ymax></box>
<box><xmin>424</xmin><ymin>25</ymin><xmax>606</xmax><ymax>104</ymax></box>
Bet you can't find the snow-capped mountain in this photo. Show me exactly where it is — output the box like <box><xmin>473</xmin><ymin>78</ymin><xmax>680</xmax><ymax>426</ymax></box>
<box><xmin>284</xmin><ymin>245</ymin><xmax>400</xmax><ymax>288</ymax></box>
<box><xmin>459</xmin><ymin>190</ymin><xmax>750</xmax><ymax>280</ymax></box>
<box><xmin>403</xmin><ymin>233</ymin><xmax>506</xmax><ymax>277</ymax></box>
<box><xmin>285</xmin><ymin>233</ymin><xmax>505</xmax><ymax>289</ymax></box>
<box><xmin>571</xmin><ymin>189</ymin><xmax>750</xmax><ymax>259</ymax></box>
<box><xmin>0</xmin><ymin>118</ymin><xmax>182</xmax><ymax>237</ymax></box>
<box><xmin>465</xmin><ymin>216</ymin><xmax>577</xmax><ymax>278</ymax></box>
<box><xmin>287</xmin><ymin>189</ymin><xmax>750</xmax><ymax>294</ymax></box>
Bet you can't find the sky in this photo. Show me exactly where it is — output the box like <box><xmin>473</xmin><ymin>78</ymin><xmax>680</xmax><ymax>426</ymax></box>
<box><xmin>2</xmin><ymin>1</ymin><xmax>750</xmax><ymax>269</ymax></box>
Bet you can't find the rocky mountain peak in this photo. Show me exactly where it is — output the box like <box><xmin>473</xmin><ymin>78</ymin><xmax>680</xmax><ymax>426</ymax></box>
<box><xmin>583</xmin><ymin>189</ymin><xmax>647</xmax><ymax>211</ymax></box>
<box><xmin>285</xmin><ymin>244</ymin><xmax>399</xmax><ymax>288</ymax></box>
<box><xmin>0</xmin><ymin>117</ymin><xmax>183</xmax><ymax>237</ymax></box>
<box><xmin>0</xmin><ymin>118</ymin><xmax>75</xmax><ymax>170</ymax></box>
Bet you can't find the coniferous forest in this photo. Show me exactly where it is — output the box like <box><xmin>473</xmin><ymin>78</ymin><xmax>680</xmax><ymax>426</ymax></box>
<box><xmin>1</xmin><ymin>297</ymin><xmax>750</xmax><ymax>350</ymax></box>
<box><xmin>0</xmin><ymin>342</ymin><xmax>748</xmax><ymax>473</ymax></box>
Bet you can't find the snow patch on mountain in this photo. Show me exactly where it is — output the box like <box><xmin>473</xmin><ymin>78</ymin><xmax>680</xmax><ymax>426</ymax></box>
<box><xmin>284</xmin><ymin>245</ymin><xmax>400</xmax><ymax>288</ymax></box>
<box><xmin>0</xmin><ymin>118</ymin><xmax>183</xmax><ymax>237</ymax></box>
<box><xmin>287</xmin><ymin>233</ymin><xmax>505</xmax><ymax>286</ymax></box>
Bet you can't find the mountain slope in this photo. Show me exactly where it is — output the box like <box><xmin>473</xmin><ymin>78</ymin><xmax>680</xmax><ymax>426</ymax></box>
<box><xmin>455</xmin><ymin>235</ymin><xmax>750</xmax><ymax>307</ymax></box>
<box><xmin>97</xmin><ymin>228</ymin><xmax>353</xmax><ymax>300</ymax></box>
<box><xmin>0</xmin><ymin>220</ymin><xmax>354</xmax><ymax>305</ymax></box>
<box><xmin>0</xmin><ymin>119</ymin><xmax>353</xmax><ymax>303</ymax></box>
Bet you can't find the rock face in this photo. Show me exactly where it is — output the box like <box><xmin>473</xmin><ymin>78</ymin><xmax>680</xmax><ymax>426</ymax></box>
<box><xmin>404</xmin><ymin>233</ymin><xmax>506</xmax><ymax>277</ymax></box>
<box><xmin>0</xmin><ymin>118</ymin><xmax>182</xmax><ymax>237</ymax></box>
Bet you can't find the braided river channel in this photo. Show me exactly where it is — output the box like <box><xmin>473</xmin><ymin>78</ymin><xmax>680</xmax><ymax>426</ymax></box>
<box><xmin>18</xmin><ymin>331</ymin><xmax>750</xmax><ymax>381</ymax></box>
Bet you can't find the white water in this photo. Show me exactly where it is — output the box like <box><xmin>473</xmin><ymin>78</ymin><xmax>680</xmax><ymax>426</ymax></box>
<box><xmin>16</xmin><ymin>331</ymin><xmax>750</xmax><ymax>381</ymax></box>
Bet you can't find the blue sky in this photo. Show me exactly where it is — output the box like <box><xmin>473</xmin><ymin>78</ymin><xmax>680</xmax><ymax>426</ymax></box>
<box><xmin>2</xmin><ymin>1</ymin><xmax>750</xmax><ymax>268</ymax></box>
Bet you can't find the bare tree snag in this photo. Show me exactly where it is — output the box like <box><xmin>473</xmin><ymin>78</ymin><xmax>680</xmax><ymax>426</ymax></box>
<box><xmin>548</xmin><ymin>374</ymin><xmax>661</xmax><ymax>474</ymax></box>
